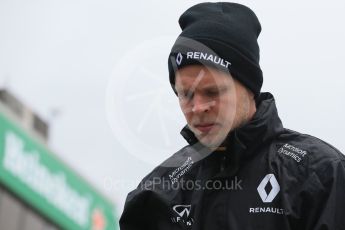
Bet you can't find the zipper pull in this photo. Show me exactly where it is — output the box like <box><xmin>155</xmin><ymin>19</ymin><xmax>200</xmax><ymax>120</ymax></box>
<box><xmin>220</xmin><ymin>155</ymin><xmax>226</xmax><ymax>172</ymax></box>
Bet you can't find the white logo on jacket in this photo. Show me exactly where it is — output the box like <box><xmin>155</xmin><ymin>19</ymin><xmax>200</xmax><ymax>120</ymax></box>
<box><xmin>169</xmin><ymin>157</ymin><xmax>194</xmax><ymax>184</ymax></box>
<box><xmin>249</xmin><ymin>174</ymin><xmax>284</xmax><ymax>215</ymax></box>
<box><xmin>171</xmin><ymin>204</ymin><xmax>194</xmax><ymax>226</ymax></box>
<box><xmin>173</xmin><ymin>205</ymin><xmax>191</xmax><ymax>218</ymax></box>
<box><xmin>257</xmin><ymin>174</ymin><xmax>280</xmax><ymax>203</ymax></box>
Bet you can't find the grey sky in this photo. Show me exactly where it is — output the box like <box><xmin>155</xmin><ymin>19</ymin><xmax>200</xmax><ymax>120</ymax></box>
<box><xmin>1</xmin><ymin>0</ymin><xmax>344</xmax><ymax>218</ymax></box>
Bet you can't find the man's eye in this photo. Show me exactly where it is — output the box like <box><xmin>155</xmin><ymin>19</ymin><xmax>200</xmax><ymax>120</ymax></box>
<box><xmin>205</xmin><ymin>90</ymin><xmax>219</xmax><ymax>97</ymax></box>
<box><xmin>178</xmin><ymin>92</ymin><xmax>193</xmax><ymax>101</ymax></box>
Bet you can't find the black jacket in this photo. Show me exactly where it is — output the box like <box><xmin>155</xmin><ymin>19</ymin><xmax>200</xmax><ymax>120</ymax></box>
<box><xmin>120</xmin><ymin>93</ymin><xmax>345</xmax><ymax>230</ymax></box>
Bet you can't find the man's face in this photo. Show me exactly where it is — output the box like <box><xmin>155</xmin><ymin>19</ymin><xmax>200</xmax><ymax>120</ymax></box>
<box><xmin>175</xmin><ymin>65</ymin><xmax>253</xmax><ymax>148</ymax></box>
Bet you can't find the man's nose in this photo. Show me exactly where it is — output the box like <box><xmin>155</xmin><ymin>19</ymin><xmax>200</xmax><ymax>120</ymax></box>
<box><xmin>191</xmin><ymin>95</ymin><xmax>215</xmax><ymax>113</ymax></box>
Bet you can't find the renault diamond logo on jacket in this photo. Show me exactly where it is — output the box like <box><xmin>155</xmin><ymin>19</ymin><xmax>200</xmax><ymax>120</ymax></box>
<box><xmin>257</xmin><ymin>174</ymin><xmax>280</xmax><ymax>203</ymax></box>
<box><xmin>176</xmin><ymin>53</ymin><xmax>183</xmax><ymax>65</ymax></box>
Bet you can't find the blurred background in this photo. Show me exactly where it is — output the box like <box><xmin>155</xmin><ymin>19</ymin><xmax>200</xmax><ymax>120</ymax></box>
<box><xmin>1</xmin><ymin>0</ymin><xmax>344</xmax><ymax>229</ymax></box>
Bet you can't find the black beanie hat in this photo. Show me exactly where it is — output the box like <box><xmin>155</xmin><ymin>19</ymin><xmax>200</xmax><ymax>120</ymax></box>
<box><xmin>168</xmin><ymin>2</ymin><xmax>263</xmax><ymax>97</ymax></box>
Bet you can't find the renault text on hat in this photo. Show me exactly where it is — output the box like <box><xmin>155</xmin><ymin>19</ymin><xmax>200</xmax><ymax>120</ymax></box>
<box><xmin>187</xmin><ymin>51</ymin><xmax>231</xmax><ymax>68</ymax></box>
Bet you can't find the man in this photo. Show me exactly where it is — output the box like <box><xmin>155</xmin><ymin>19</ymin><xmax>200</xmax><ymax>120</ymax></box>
<box><xmin>120</xmin><ymin>2</ymin><xmax>345</xmax><ymax>229</ymax></box>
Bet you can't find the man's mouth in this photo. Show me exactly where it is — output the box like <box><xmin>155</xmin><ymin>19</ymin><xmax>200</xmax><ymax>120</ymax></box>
<box><xmin>194</xmin><ymin>123</ymin><xmax>216</xmax><ymax>133</ymax></box>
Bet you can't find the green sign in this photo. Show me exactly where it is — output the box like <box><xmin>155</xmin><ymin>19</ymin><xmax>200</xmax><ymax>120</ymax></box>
<box><xmin>0</xmin><ymin>112</ymin><xmax>118</xmax><ymax>230</ymax></box>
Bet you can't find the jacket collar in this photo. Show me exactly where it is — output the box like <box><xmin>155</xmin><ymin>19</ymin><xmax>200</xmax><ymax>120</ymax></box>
<box><xmin>180</xmin><ymin>92</ymin><xmax>284</xmax><ymax>160</ymax></box>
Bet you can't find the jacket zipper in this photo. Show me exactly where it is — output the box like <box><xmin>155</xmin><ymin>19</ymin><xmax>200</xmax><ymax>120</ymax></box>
<box><xmin>220</xmin><ymin>155</ymin><xmax>226</xmax><ymax>172</ymax></box>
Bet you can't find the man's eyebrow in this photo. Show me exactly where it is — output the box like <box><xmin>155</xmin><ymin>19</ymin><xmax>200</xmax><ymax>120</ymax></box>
<box><xmin>175</xmin><ymin>87</ymin><xmax>188</xmax><ymax>93</ymax></box>
<box><xmin>202</xmin><ymin>85</ymin><xmax>218</xmax><ymax>90</ymax></box>
<box><xmin>175</xmin><ymin>85</ymin><xmax>228</xmax><ymax>93</ymax></box>
<box><xmin>178</xmin><ymin>89</ymin><xmax>195</xmax><ymax>97</ymax></box>
<box><xmin>201</xmin><ymin>85</ymin><xmax>228</xmax><ymax>91</ymax></box>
